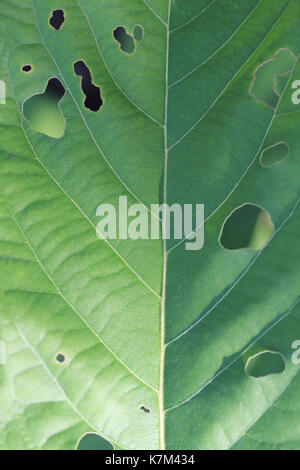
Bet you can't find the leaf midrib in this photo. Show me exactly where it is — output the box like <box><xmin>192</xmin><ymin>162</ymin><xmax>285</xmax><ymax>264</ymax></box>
<box><xmin>4</xmin><ymin>0</ymin><xmax>298</xmax><ymax>450</ymax></box>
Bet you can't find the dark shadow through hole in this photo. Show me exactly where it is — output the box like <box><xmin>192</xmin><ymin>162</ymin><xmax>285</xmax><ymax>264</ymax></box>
<box><xmin>74</xmin><ymin>60</ymin><xmax>103</xmax><ymax>112</ymax></box>
<box><xmin>56</xmin><ymin>353</ymin><xmax>66</xmax><ymax>364</ymax></box>
<box><xmin>49</xmin><ymin>9</ymin><xmax>65</xmax><ymax>31</ymax></box>
<box><xmin>46</xmin><ymin>77</ymin><xmax>65</xmax><ymax>100</ymax></box>
<box><xmin>113</xmin><ymin>26</ymin><xmax>135</xmax><ymax>54</ymax></box>
<box><xmin>22</xmin><ymin>65</ymin><xmax>32</xmax><ymax>73</ymax></box>
<box><xmin>220</xmin><ymin>204</ymin><xmax>274</xmax><ymax>251</ymax></box>
<box><xmin>140</xmin><ymin>405</ymin><xmax>151</xmax><ymax>414</ymax></box>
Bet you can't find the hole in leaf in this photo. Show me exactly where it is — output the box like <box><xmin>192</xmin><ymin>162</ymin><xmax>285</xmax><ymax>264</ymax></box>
<box><xmin>113</xmin><ymin>26</ymin><xmax>136</xmax><ymax>54</ymax></box>
<box><xmin>140</xmin><ymin>405</ymin><xmax>151</xmax><ymax>414</ymax></box>
<box><xmin>74</xmin><ymin>60</ymin><xmax>103</xmax><ymax>112</ymax></box>
<box><xmin>22</xmin><ymin>65</ymin><xmax>32</xmax><ymax>73</ymax></box>
<box><xmin>250</xmin><ymin>48</ymin><xmax>296</xmax><ymax>108</ymax></box>
<box><xmin>77</xmin><ymin>433</ymin><xmax>114</xmax><ymax>450</ymax></box>
<box><xmin>55</xmin><ymin>352</ymin><xmax>66</xmax><ymax>364</ymax></box>
<box><xmin>49</xmin><ymin>9</ymin><xmax>65</xmax><ymax>31</ymax></box>
<box><xmin>23</xmin><ymin>78</ymin><xmax>66</xmax><ymax>139</ymax></box>
<box><xmin>245</xmin><ymin>351</ymin><xmax>286</xmax><ymax>379</ymax></box>
<box><xmin>133</xmin><ymin>25</ymin><xmax>144</xmax><ymax>42</ymax></box>
<box><xmin>220</xmin><ymin>204</ymin><xmax>274</xmax><ymax>251</ymax></box>
<box><xmin>261</xmin><ymin>142</ymin><xmax>289</xmax><ymax>168</ymax></box>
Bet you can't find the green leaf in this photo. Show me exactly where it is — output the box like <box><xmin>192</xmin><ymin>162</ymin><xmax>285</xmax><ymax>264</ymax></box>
<box><xmin>1</xmin><ymin>0</ymin><xmax>300</xmax><ymax>450</ymax></box>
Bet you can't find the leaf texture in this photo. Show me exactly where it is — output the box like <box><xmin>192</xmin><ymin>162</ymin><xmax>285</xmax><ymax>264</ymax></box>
<box><xmin>0</xmin><ymin>0</ymin><xmax>300</xmax><ymax>450</ymax></box>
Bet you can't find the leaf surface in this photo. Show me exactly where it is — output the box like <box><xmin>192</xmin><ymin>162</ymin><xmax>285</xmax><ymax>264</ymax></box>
<box><xmin>1</xmin><ymin>0</ymin><xmax>300</xmax><ymax>450</ymax></box>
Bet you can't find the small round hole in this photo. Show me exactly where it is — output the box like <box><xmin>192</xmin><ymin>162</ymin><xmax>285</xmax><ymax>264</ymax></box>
<box><xmin>56</xmin><ymin>353</ymin><xmax>66</xmax><ymax>364</ymax></box>
<box><xmin>140</xmin><ymin>405</ymin><xmax>151</xmax><ymax>414</ymax></box>
<box><xmin>22</xmin><ymin>65</ymin><xmax>32</xmax><ymax>73</ymax></box>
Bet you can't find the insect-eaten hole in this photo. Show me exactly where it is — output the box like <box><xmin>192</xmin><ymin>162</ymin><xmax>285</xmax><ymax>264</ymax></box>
<box><xmin>133</xmin><ymin>25</ymin><xmax>144</xmax><ymax>42</ymax></box>
<box><xmin>140</xmin><ymin>405</ymin><xmax>151</xmax><ymax>414</ymax></box>
<box><xmin>23</xmin><ymin>78</ymin><xmax>66</xmax><ymax>139</ymax></box>
<box><xmin>22</xmin><ymin>64</ymin><xmax>32</xmax><ymax>73</ymax></box>
<box><xmin>220</xmin><ymin>203</ymin><xmax>274</xmax><ymax>251</ymax></box>
<box><xmin>49</xmin><ymin>9</ymin><xmax>65</xmax><ymax>31</ymax></box>
<box><xmin>77</xmin><ymin>433</ymin><xmax>114</xmax><ymax>450</ymax></box>
<box><xmin>245</xmin><ymin>351</ymin><xmax>286</xmax><ymax>379</ymax></box>
<box><xmin>74</xmin><ymin>60</ymin><xmax>103</xmax><ymax>112</ymax></box>
<box><xmin>55</xmin><ymin>352</ymin><xmax>66</xmax><ymax>364</ymax></box>
<box><xmin>250</xmin><ymin>48</ymin><xmax>296</xmax><ymax>109</ymax></box>
<box><xmin>113</xmin><ymin>25</ymin><xmax>144</xmax><ymax>54</ymax></box>
<box><xmin>261</xmin><ymin>142</ymin><xmax>289</xmax><ymax>168</ymax></box>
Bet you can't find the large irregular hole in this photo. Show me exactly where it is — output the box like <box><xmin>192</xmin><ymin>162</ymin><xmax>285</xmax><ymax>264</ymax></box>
<box><xmin>77</xmin><ymin>433</ymin><xmax>114</xmax><ymax>450</ymax></box>
<box><xmin>250</xmin><ymin>48</ymin><xmax>296</xmax><ymax>108</ymax></box>
<box><xmin>23</xmin><ymin>78</ymin><xmax>66</xmax><ymax>139</ymax></box>
<box><xmin>49</xmin><ymin>9</ymin><xmax>65</xmax><ymax>31</ymax></box>
<box><xmin>220</xmin><ymin>204</ymin><xmax>274</xmax><ymax>251</ymax></box>
<box><xmin>113</xmin><ymin>26</ymin><xmax>135</xmax><ymax>54</ymax></box>
<box><xmin>113</xmin><ymin>25</ymin><xmax>144</xmax><ymax>54</ymax></box>
<box><xmin>74</xmin><ymin>60</ymin><xmax>103</xmax><ymax>112</ymax></box>
<box><xmin>245</xmin><ymin>351</ymin><xmax>286</xmax><ymax>379</ymax></box>
<box><xmin>261</xmin><ymin>142</ymin><xmax>289</xmax><ymax>168</ymax></box>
